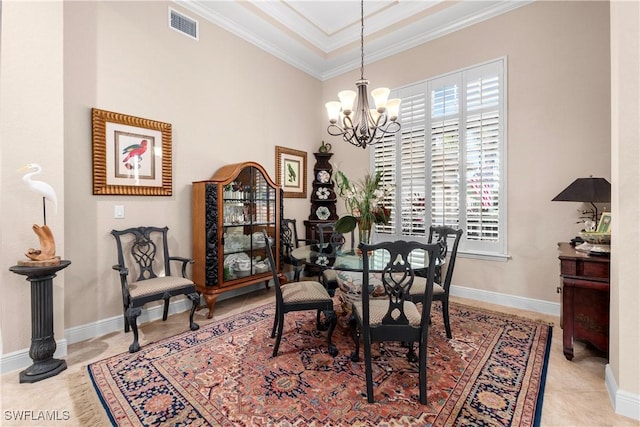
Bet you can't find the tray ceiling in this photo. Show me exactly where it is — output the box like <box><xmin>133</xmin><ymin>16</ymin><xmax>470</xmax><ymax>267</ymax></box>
<box><xmin>175</xmin><ymin>0</ymin><xmax>531</xmax><ymax>80</ymax></box>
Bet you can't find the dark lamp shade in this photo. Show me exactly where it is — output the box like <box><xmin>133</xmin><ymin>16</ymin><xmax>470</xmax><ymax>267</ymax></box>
<box><xmin>552</xmin><ymin>177</ymin><xmax>611</xmax><ymax>203</ymax></box>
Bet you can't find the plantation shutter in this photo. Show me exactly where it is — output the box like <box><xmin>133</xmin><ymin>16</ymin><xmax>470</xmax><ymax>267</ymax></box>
<box><xmin>429</xmin><ymin>74</ymin><xmax>461</xmax><ymax>229</ymax></box>
<box><xmin>373</xmin><ymin>82</ymin><xmax>427</xmax><ymax>239</ymax></box>
<box><xmin>399</xmin><ymin>88</ymin><xmax>427</xmax><ymax>237</ymax></box>
<box><xmin>462</xmin><ymin>61</ymin><xmax>504</xmax><ymax>253</ymax></box>
<box><xmin>371</xmin><ymin>58</ymin><xmax>506</xmax><ymax>257</ymax></box>
<box><xmin>373</xmin><ymin>134</ymin><xmax>396</xmax><ymax>235</ymax></box>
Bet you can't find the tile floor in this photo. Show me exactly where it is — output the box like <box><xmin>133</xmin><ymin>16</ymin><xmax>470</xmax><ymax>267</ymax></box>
<box><xmin>0</xmin><ymin>287</ymin><xmax>638</xmax><ymax>426</ymax></box>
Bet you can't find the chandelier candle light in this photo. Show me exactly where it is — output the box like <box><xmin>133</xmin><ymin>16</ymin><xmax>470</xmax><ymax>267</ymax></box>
<box><xmin>325</xmin><ymin>0</ymin><xmax>401</xmax><ymax>149</ymax></box>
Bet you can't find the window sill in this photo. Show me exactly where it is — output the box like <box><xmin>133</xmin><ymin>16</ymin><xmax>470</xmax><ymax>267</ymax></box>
<box><xmin>457</xmin><ymin>250</ymin><xmax>511</xmax><ymax>262</ymax></box>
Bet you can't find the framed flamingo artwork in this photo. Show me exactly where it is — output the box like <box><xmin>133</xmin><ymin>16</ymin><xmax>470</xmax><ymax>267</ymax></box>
<box><xmin>92</xmin><ymin>108</ymin><xmax>172</xmax><ymax>195</ymax></box>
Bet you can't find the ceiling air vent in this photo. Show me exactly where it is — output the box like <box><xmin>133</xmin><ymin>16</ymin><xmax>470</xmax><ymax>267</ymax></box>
<box><xmin>169</xmin><ymin>7</ymin><xmax>198</xmax><ymax>41</ymax></box>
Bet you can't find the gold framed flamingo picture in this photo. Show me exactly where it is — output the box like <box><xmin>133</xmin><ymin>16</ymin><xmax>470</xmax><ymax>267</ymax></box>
<box><xmin>92</xmin><ymin>108</ymin><xmax>172</xmax><ymax>196</ymax></box>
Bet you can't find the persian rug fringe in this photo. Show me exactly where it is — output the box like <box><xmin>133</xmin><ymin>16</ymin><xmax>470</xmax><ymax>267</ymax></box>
<box><xmin>67</xmin><ymin>369</ymin><xmax>112</xmax><ymax>427</ymax></box>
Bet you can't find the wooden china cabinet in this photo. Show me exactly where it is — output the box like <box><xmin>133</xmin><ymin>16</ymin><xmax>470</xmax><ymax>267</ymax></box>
<box><xmin>192</xmin><ymin>162</ymin><xmax>281</xmax><ymax>318</ymax></box>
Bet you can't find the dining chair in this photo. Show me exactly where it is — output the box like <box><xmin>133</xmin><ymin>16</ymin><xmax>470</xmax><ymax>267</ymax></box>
<box><xmin>262</xmin><ymin>232</ymin><xmax>338</xmax><ymax>358</ymax></box>
<box><xmin>281</xmin><ymin>218</ymin><xmax>316</xmax><ymax>281</ymax></box>
<box><xmin>349</xmin><ymin>239</ymin><xmax>442</xmax><ymax>404</ymax></box>
<box><xmin>111</xmin><ymin>226</ymin><xmax>200</xmax><ymax>353</ymax></box>
<box><xmin>316</xmin><ymin>222</ymin><xmax>354</xmax><ymax>295</ymax></box>
<box><xmin>408</xmin><ymin>226</ymin><xmax>463</xmax><ymax>339</ymax></box>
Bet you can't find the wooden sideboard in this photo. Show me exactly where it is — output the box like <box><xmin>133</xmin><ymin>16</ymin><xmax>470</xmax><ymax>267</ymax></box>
<box><xmin>557</xmin><ymin>242</ymin><xmax>610</xmax><ymax>360</ymax></box>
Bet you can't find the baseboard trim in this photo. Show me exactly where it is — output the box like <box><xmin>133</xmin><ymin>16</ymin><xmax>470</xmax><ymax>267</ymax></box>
<box><xmin>450</xmin><ymin>284</ymin><xmax>561</xmax><ymax>316</ymax></box>
<box><xmin>1</xmin><ymin>339</ymin><xmax>68</xmax><ymax>376</ymax></box>
<box><xmin>0</xmin><ymin>298</ymin><xmax>191</xmax><ymax>375</ymax></box>
<box><xmin>1</xmin><ymin>285</ymin><xmax>558</xmax><ymax>375</ymax></box>
<box><xmin>605</xmin><ymin>364</ymin><xmax>640</xmax><ymax>421</ymax></box>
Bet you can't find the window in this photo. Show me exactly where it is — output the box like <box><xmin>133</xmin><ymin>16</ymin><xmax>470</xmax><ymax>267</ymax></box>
<box><xmin>372</xmin><ymin>59</ymin><xmax>506</xmax><ymax>257</ymax></box>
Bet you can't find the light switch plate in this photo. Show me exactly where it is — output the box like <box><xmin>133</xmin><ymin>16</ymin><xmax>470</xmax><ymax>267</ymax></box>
<box><xmin>114</xmin><ymin>205</ymin><xmax>125</xmax><ymax>219</ymax></box>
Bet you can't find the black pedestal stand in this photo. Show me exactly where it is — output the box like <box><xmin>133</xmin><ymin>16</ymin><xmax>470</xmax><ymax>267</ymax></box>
<box><xmin>9</xmin><ymin>260</ymin><xmax>71</xmax><ymax>383</ymax></box>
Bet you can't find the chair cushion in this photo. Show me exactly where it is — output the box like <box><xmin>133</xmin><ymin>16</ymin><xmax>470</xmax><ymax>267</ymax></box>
<box><xmin>353</xmin><ymin>300</ymin><xmax>422</xmax><ymax>326</ymax></box>
<box><xmin>322</xmin><ymin>269</ymin><xmax>337</xmax><ymax>282</ymax></box>
<box><xmin>282</xmin><ymin>281</ymin><xmax>333</xmax><ymax>304</ymax></box>
<box><xmin>408</xmin><ymin>276</ymin><xmax>445</xmax><ymax>296</ymax></box>
<box><xmin>129</xmin><ymin>276</ymin><xmax>195</xmax><ymax>299</ymax></box>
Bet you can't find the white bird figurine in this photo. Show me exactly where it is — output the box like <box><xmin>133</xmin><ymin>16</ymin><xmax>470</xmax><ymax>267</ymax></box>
<box><xmin>19</xmin><ymin>163</ymin><xmax>58</xmax><ymax>225</ymax></box>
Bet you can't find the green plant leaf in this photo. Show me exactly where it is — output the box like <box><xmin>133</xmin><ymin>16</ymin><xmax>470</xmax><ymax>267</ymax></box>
<box><xmin>335</xmin><ymin>215</ymin><xmax>357</xmax><ymax>233</ymax></box>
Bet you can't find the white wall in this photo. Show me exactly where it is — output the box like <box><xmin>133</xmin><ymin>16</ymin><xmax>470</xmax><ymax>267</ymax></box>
<box><xmin>609</xmin><ymin>0</ymin><xmax>640</xmax><ymax>415</ymax></box>
<box><xmin>0</xmin><ymin>1</ymin><xmax>66</xmax><ymax>356</ymax></box>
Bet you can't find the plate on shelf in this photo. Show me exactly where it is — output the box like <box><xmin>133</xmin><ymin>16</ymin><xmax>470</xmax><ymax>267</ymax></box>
<box><xmin>224</xmin><ymin>252</ymin><xmax>250</xmax><ymax>266</ymax></box>
<box><xmin>316</xmin><ymin>170</ymin><xmax>331</xmax><ymax>184</ymax></box>
<box><xmin>316</xmin><ymin>206</ymin><xmax>330</xmax><ymax>220</ymax></box>
<box><xmin>315</xmin><ymin>187</ymin><xmax>331</xmax><ymax>200</ymax></box>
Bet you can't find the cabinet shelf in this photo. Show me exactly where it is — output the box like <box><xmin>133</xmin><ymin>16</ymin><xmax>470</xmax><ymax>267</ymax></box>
<box><xmin>223</xmin><ymin>222</ymin><xmax>276</xmax><ymax>227</ymax></box>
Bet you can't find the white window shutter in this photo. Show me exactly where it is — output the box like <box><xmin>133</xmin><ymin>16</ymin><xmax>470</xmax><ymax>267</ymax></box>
<box><xmin>372</xmin><ymin>59</ymin><xmax>507</xmax><ymax>257</ymax></box>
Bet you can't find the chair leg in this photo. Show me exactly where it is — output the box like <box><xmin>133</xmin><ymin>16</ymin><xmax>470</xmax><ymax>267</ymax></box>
<box><xmin>363</xmin><ymin>334</ymin><xmax>375</xmax><ymax>403</ymax></box>
<box><xmin>316</xmin><ymin>309</ymin><xmax>328</xmax><ymax>331</ymax></box>
<box><xmin>441</xmin><ymin>299</ymin><xmax>452</xmax><ymax>339</ymax></box>
<box><xmin>271</xmin><ymin>304</ymin><xmax>280</xmax><ymax>338</ymax></box>
<box><xmin>127</xmin><ymin>307</ymin><xmax>142</xmax><ymax>353</ymax></box>
<box><xmin>325</xmin><ymin>311</ymin><xmax>338</xmax><ymax>357</ymax></box>
<box><xmin>188</xmin><ymin>292</ymin><xmax>200</xmax><ymax>331</ymax></box>
<box><xmin>123</xmin><ymin>307</ymin><xmax>130</xmax><ymax>333</ymax></box>
<box><xmin>418</xmin><ymin>339</ymin><xmax>428</xmax><ymax>404</ymax></box>
<box><xmin>272</xmin><ymin>310</ymin><xmax>285</xmax><ymax>357</ymax></box>
<box><xmin>349</xmin><ymin>314</ymin><xmax>360</xmax><ymax>362</ymax></box>
<box><xmin>162</xmin><ymin>297</ymin><xmax>170</xmax><ymax>321</ymax></box>
<box><xmin>406</xmin><ymin>342</ymin><xmax>418</xmax><ymax>363</ymax></box>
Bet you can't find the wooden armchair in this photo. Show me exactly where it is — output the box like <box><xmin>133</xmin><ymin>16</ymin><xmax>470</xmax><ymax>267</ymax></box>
<box><xmin>111</xmin><ymin>226</ymin><xmax>200</xmax><ymax>353</ymax></box>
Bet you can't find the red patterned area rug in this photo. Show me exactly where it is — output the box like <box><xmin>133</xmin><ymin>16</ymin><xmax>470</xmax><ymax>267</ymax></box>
<box><xmin>88</xmin><ymin>301</ymin><xmax>552</xmax><ymax>426</ymax></box>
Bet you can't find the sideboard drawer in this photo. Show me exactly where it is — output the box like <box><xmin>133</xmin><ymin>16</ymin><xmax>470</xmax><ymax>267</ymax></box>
<box><xmin>560</xmin><ymin>258</ymin><xmax>609</xmax><ymax>281</ymax></box>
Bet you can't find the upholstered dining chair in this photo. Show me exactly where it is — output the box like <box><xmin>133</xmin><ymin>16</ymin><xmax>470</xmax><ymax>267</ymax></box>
<box><xmin>281</xmin><ymin>218</ymin><xmax>316</xmax><ymax>281</ymax></box>
<box><xmin>262</xmin><ymin>232</ymin><xmax>338</xmax><ymax>358</ymax></box>
<box><xmin>349</xmin><ymin>240</ymin><xmax>442</xmax><ymax>404</ymax></box>
<box><xmin>111</xmin><ymin>226</ymin><xmax>200</xmax><ymax>353</ymax></box>
<box><xmin>408</xmin><ymin>226</ymin><xmax>463</xmax><ymax>339</ymax></box>
<box><xmin>315</xmin><ymin>222</ymin><xmax>354</xmax><ymax>295</ymax></box>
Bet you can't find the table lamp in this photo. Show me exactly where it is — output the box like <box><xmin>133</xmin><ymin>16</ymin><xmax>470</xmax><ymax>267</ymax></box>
<box><xmin>552</xmin><ymin>176</ymin><xmax>611</xmax><ymax>223</ymax></box>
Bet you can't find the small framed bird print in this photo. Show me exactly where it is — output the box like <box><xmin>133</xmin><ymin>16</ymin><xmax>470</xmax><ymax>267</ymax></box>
<box><xmin>92</xmin><ymin>108</ymin><xmax>172</xmax><ymax>196</ymax></box>
<box><xmin>275</xmin><ymin>146</ymin><xmax>307</xmax><ymax>198</ymax></box>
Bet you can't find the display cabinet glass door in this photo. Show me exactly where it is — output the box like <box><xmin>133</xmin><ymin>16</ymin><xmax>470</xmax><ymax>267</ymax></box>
<box><xmin>222</xmin><ymin>166</ymin><xmax>276</xmax><ymax>284</ymax></box>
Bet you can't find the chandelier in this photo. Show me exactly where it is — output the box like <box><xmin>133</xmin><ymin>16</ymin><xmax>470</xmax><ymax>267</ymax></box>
<box><xmin>325</xmin><ymin>0</ymin><xmax>401</xmax><ymax>149</ymax></box>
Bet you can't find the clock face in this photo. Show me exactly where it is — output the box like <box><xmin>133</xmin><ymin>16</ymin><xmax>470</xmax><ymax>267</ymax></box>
<box><xmin>316</xmin><ymin>170</ymin><xmax>331</xmax><ymax>184</ymax></box>
<box><xmin>316</xmin><ymin>206</ymin><xmax>330</xmax><ymax>220</ymax></box>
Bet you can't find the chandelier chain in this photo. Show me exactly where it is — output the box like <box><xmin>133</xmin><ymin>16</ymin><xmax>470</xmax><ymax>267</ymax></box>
<box><xmin>360</xmin><ymin>0</ymin><xmax>364</xmax><ymax>80</ymax></box>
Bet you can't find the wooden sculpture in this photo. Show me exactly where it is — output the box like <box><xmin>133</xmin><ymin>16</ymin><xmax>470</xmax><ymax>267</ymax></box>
<box><xmin>18</xmin><ymin>163</ymin><xmax>61</xmax><ymax>266</ymax></box>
